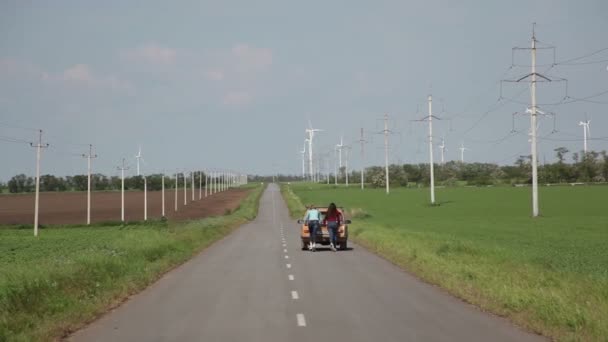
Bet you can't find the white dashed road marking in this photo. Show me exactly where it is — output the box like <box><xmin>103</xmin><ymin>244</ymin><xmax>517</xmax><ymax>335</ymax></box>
<box><xmin>284</xmin><ymin>249</ymin><xmax>288</xmax><ymax>253</ymax></box>
<box><xmin>288</xmin><ymin>274</ymin><xmax>294</xmax><ymax>280</ymax></box>
<box><xmin>297</xmin><ymin>314</ymin><xmax>306</xmax><ymax>327</ymax></box>
<box><xmin>286</xmin><ymin>263</ymin><xmax>291</xmax><ymax>268</ymax></box>
<box><xmin>285</xmin><ymin>255</ymin><xmax>289</xmax><ymax>259</ymax></box>
<box><xmin>291</xmin><ymin>291</ymin><xmax>299</xmax><ymax>300</ymax></box>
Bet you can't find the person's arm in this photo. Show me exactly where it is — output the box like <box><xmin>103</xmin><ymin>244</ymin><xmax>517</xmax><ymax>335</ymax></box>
<box><xmin>304</xmin><ymin>211</ymin><xmax>310</xmax><ymax>225</ymax></box>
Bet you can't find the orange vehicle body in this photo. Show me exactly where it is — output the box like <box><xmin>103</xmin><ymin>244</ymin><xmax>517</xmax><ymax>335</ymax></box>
<box><xmin>299</xmin><ymin>207</ymin><xmax>349</xmax><ymax>250</ymax></box>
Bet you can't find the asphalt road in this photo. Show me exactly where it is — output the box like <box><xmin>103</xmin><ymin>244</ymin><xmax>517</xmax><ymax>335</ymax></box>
<box><xmin>70</xmin><ymin>184</ymin><xmax>544</xmax><ymax>342</ymax></box>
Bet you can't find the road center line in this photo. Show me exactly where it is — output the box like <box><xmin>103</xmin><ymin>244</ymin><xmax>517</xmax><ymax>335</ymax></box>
<box><xmin>288</xmin><ymin>274</ymin><xmax>294</xmax><ymax>280</ymax></box>
<box><xmin>284</xmin><ymin>255</ymin><xmax>289</xmax><ymax>259</ymax></box>
<box><xmin>297</xmin><ymin>314</ymin><xmax>306</xmax><ymax>327</ymax></box>
<box><xmin>284</xmin><ymin>249</ymin><xmax>288</xmax><ymax>253</ymax></box>
<box><xmin>291</xmin><ymin>291</ymin><xmax>299</xmax><ymax>300</ymax></box>
<box><xmin>286</xmin><ymin>263</ymin><xmax>291</xmax><ymax>268</ymax></box>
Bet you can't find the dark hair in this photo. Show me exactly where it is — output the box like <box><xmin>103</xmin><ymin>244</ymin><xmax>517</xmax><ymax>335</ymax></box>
<box><xmin>327</xmin><ymin>202</ymin><xmax>337</xmax><ymax>216</ymax></box>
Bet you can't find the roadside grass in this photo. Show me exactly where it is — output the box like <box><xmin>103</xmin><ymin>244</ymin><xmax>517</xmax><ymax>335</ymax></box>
<box><xmin>0</xmin><ymin>183</ymin><xmax>264</xmax><ymax>342</ymax></box>
<box><xmin>281</xmin><ymin>183</ymin><xmax>608</xmax><ymax>341</ymax></box>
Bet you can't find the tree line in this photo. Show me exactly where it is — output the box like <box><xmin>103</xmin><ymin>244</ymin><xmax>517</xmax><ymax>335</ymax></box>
<box><xmin>2</xmin><ymin>173</ymin><xmax>209</xmax><ymax>193</ymax></box>
<box><xmin>262</xmin><ymin>148</ymin><xmax>607</xmax><ymax>186</ymax></box>
<box><xmin>2</xmin><ymin>148</ymin><xmax>606</xmax><ymax>193</ymax></box>
<box><xmin>351</xmin><ymin>148</ymin><xmax>608</xmax><ymax>187</ymax></box>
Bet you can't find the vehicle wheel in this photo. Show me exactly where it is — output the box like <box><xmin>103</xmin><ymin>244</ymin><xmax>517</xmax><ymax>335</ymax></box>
<box><xmin>340</xmin><ymin>240</ymin><xmax>347</xmax><ymax>250</ymax></box>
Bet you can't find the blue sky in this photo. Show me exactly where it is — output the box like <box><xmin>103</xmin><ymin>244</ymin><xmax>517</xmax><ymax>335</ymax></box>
<box><xmin>1</xmin><ymin>0</ymin><xmax>607</xmax><ymax>180</ymax></box>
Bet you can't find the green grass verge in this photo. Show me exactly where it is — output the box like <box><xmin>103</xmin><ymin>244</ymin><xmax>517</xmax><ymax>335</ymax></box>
<box><xmin>0</xmin><ymin>183</ymin><xmax>265</xmax><ymax>341</ymax></box>
<box><xmin>281</xmin><ymin>182</ymin><xmax>608</xmax><ymax>342</ymax></box>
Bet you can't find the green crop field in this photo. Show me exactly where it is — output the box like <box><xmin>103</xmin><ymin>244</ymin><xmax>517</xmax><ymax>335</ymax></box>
<box><xmin>0</xmin><ymin>184</ymin><xmax>264</xmax><ymax>342</ymax></box>
<box><xmin>282</xmin><ymin>183</ymin><xmax>608</xmax><ymax>341</ymax></box>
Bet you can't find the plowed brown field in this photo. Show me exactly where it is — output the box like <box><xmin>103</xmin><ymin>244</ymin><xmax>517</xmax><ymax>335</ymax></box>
<box><xmin>0</xmin><ymin>188</ymin><xmax>249</xmax><ymax>225</ymax></box>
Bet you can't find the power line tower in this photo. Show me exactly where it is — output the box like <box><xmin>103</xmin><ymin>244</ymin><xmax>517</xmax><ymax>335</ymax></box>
<box><xmin>116</xmin><ymin>158</ymin><xmax>130</xmax><ymax>222</ymax></box>
<box><xmin>503</xmin><ymin>24</ymin><xmax>566</xmax><ymax>217</ymax></box>
<box><xmin>343</xmin><ymin>145</ymin><xmax>352</xmax><ymax>187</ymax></box>
<box><xmin>30</xmin><ymin>129</ymin><xmax>49</xmax><ymax>236</ymax></box>
<box><xmin>81</xmin><ymin>144</ymin><xmax>98</xmax><ymax>225</ymax></box>
<box><xmin>358</xmin><ymin>128</ymin><xmax>368</xmax><ymax>190</ymax></box>
<box><xmin>376</xmin><ymin>114</ymin><xmax>395</xmax><ymax>194</ymax></box>
<box><xmin>412</xmin><ymin>95</ymin><xmax>443</xmax><ymax>205</ymax></box>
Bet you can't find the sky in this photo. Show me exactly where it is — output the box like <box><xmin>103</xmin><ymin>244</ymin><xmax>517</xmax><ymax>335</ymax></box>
<box><xmin>1</xmin><ymin>0</ymin><xmax>607</xmax><ymax>181</ymax></box>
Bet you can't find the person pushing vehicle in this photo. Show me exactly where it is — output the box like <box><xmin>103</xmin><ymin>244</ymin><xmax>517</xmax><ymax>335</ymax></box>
<box><xmin>303</xmin><ymin>205</ymin><xmax>321</xmax><ymax>252</ymax></box>
<box><xmin>323</xmin><ymin>202</ymin><xmax>343</xmax><ymax>252</ymax></box>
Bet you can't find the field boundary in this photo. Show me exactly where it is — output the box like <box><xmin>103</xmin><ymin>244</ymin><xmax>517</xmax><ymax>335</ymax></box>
<box><xmin>0</xmin><ymin>183</ymin><xmax>266</xmax><ymax>341</ymax></box>
<box><xmin>280</xmin><ymin>183</ymin><xmax>607</xmax><ymax>341</ymax></box>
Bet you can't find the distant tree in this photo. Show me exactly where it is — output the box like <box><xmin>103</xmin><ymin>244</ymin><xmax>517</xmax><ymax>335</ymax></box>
<box><xmin>8</xmin><ymin>174</ymin><xmax>34</xmax><ymax>193</ymax></box>
<box><xmin>601</xmin><ymin>151</ymin><xmax>608</xmax><ymax>182</ymax></box>
<box><xmin>40</xmin><ymin>174</ymin><xmax>66</xmax><ymax>191</ymax></box>
<box><xmin>71</xmin><ymin>175</ymin><xmax>88</xmax><ymax>191</ymax></box>
<box><xmin>554</xmin><ymin>147</ymin><xmax>569</xmax><ymax>163</ymax></box>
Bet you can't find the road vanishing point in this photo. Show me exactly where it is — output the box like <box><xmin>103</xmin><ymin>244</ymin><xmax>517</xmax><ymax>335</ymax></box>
<box><xmin>70</xmin><ymin>184</ymin><xmax>544</xmax><ymax>342</ymax></box>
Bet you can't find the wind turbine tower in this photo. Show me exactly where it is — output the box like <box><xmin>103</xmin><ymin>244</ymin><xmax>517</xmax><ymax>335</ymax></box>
<box><xmin>305</xmin><ymin>122</ymin><xmax>322</xmax><ymax>182</ymax></box>
<box><xmin>336</xmin><ymin>136</ymin><xmax>344</xmax><ymax>182</ymax></box>
<box><xmin>459</xmin><ymin>142</ymin><xmax>469</xmax><ymax>163</ymax></box>
<box><xmin>439</xmin><ymin>138</ymin><xmax>447</xmax><ymax>164</ymax></box>
<box><xmin>300</xmin><ymin>141</ymin><xmax>307</xmax><ymax>179</ymax></box>
<box><xmin>135</xmin><ymin>145</ymin><xmax>143</xmax><ymax>176</ymax></box>
<box><xmin>579</xmin><ymin>119</ymin><xmax>590</xmax><ymax>153</ymax></box>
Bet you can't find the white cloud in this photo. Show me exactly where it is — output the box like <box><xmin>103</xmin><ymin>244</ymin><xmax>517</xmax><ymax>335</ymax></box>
<box><xmin>121</xmin><ymin>43</ymin><xmax>178</xmax><ymax>65</ymax></box>
<box><xmin>63</xmin><ymin>64</ymin><xmax>93</xmax><ymax>82</ymax></box>
<box><xmin>204</xmin><ymin>68</ymin><xmax>225</xmax><ymax>81</ymax></box>
<box><xmin>0</xmin><ymin>58</ymin><xmax>45</xmax><ymax>80</ymax></box>
<box><xmin>222</xmin><ymin>91</ymin><xmax>253</xmax><ymax>107</ymax></box>
<box><xmin>230</xmin><ymin>43</ymin><xmax>273</xmax><ymax>72</ymax></box>
<box><xmin>59</xmin><ymin>64</ymin><xmax>133</xmax><ymax>93</ymax></box>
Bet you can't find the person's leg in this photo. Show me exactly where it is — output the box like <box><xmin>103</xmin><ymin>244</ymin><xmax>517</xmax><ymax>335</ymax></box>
<box><xmin>309</xmin><ymin>221</ymin><xmax>317</xmax><ymax>251</ymax></box>
<box><xmin>328</xmin><ymin>222</ymin><xmax>337</xmax><ymax>250</ymax></box>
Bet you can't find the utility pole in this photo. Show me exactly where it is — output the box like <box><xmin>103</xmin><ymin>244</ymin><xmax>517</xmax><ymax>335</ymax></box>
<box><xmin>505</xmin><ymin>24</ymin><xmax>564</xmax><ymax>217</ymax></box>
<box><xmin>383</xmin><ymin>114</ymin><xmax>390</xmax><ymax>194</ymax></box>
<box><xmin>82</xmin><ymin>144</ymin><xmax>97</xmax><ymax>225</ymax></box>
<box><xmin>161</xmin><ymin>173</ymin><xmax>165</xmax><ymax>218</ymax></box>
<box><xmin>199</xmin><ymin>171</ymin><xmax>202</xmax><ymax>199</ymax></box>
<box><xmin>344</xmin><ymin>146</ymin><xmax>351</xmax><ymax>187</ymax></box>
<box><xmin>205</xmin><ymin>171</ymin><xmax>208</xmax><ymax>197</ymax></box>
<box><xmin>191</xmin><ymin>171</ymin><xmax>195</xmax><ymax>201</ymax></box>
<box><xmin>117</xmin><ymin>158</ymin><xmax>129</xmax><ymax>222</ymax></box>
<box><xmin>183</xmin><ymin>171</ymin><xmax>187</xmax><ymax>205</ymax></box>
<box><xmin>30</xmin><ymin>129</ymin><xmax>49</xmax><ymax>236</ymax></box>
<box><xmin>174</xmin><ymin>172</ymin><xmax>178</xmax><ymax>212</ymax></box>
<box><xmin>412</xmin><ymin>95</ymin><xmax>442</xmax><ymax>204</ymax></box>
<box><xmin>530</xmin><ymin>28</ymin><xmax>539</xmax><ymax>217</ymax></box>
<box><xmin>144</xmin><ymin>174</ymin><xmax>148</xmax><ymax>221</ymax></box>
<box><xmin>359</xmin><ymin>128</ymin><xmax>367</xmax><ymax>190</ymax></box>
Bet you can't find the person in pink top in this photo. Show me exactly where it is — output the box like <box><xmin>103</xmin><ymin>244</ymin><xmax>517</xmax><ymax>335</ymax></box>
<box><xmin>323</xmin><ymin>202</ymin><xmax>342</xmax><ymax>252</ymax></box>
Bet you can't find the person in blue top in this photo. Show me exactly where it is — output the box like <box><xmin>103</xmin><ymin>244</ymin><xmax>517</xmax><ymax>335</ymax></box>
<box><xmin>304</xmin><ymin>205</ymin><xmax>321</xmax><ymax>252</ymax></box>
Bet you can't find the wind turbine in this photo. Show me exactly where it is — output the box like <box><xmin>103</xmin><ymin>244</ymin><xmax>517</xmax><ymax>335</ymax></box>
<box><xmin>305</xmin><ymin>121</ymin><xmax>322</xmax><ymax>181</ymax></box>
<box><xmin>438</xmin><ymin>137</ymin><xmax>447</xmax><ymax>164</ymax></box>
<box><xmin>578</xmin><ymin>119</ymin><xmax>591</xmax><ymax>153</ymax></box>
<box><xmin>135</xmin><ymin>145</ymin><xmax>143</xmax><ymax>176</ymax></box>
<box><xmin>300</xmin><ymin>140</ymin><xmax>308</xmax><ymax>179</ymax></box>
<box><xmin>459</xmin><ymin>141</ymin><xmax>469</xmax><ymax>163</ymax></box>
<box><xmin>336</xmin><ymin>136</ymin><xmax>344</xmax><ymax>176</ymax></box>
